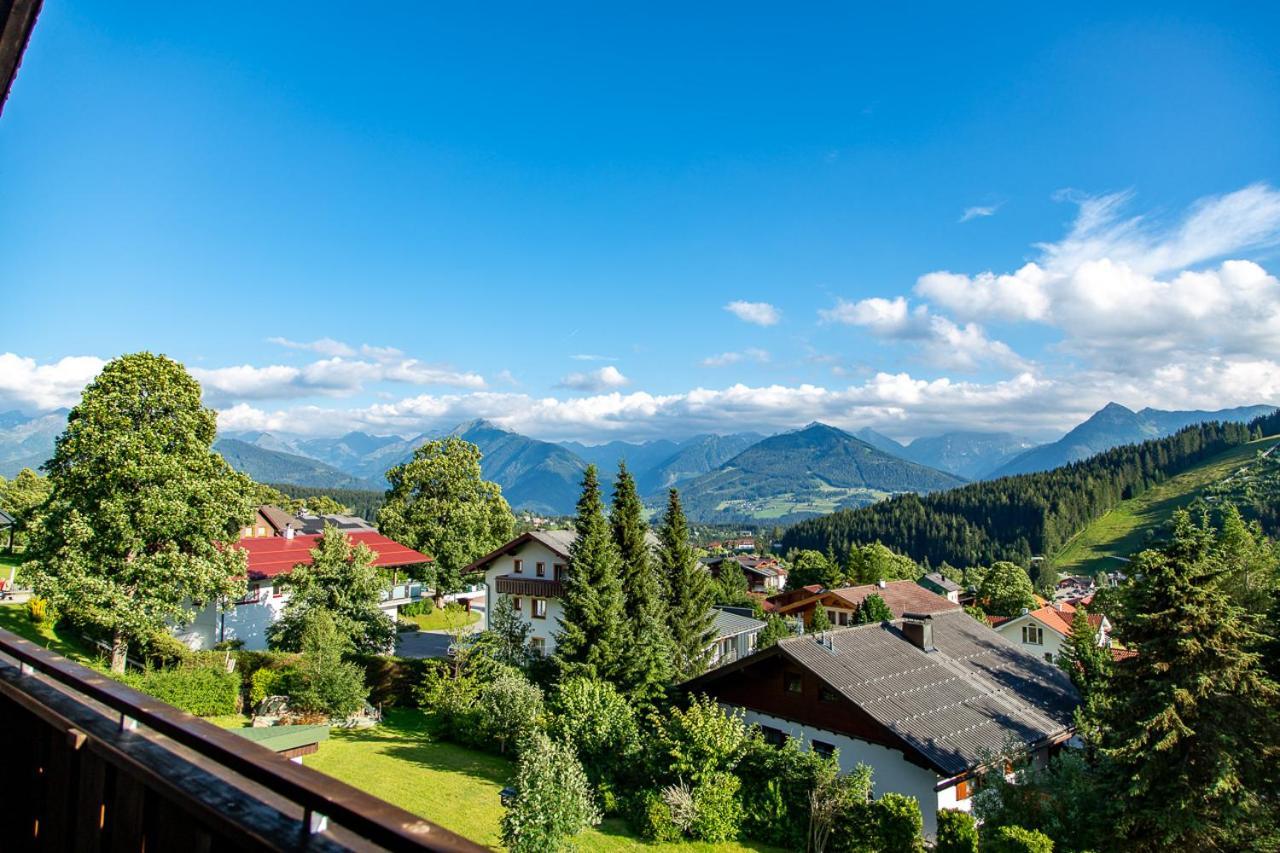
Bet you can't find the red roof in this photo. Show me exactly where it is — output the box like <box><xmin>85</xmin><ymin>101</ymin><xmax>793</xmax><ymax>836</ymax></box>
<box><xmin>238</xmin><ymin>531</ymin><xmax>430</xmax><ymax>580</ymax></box>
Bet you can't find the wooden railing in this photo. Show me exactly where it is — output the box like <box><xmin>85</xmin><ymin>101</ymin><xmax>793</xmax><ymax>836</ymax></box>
<box><xmin>0</xmin><ymin>627</ymin><xmax>487</xmax><ymax>852</ymax></box>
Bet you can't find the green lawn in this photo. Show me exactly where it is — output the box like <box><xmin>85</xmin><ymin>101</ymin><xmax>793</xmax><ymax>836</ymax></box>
<box><xmin>284</xmin><ymin>708</ymin><xmax>778</xmax><ymax>852</ymax></box>
<box><xmin>1052</xmin><ymin>435</ymin><xmax>1280</xmax><ymax>575</ymax></box>
<box><xmin>0</xmin><ymin>601</ymin><xmax>102</xmax><ymax>665</ymax></box>
<box><xmin>406</xmin><ymin>605</ymin><xmax>481</xmax><ymax>632</ymax></box>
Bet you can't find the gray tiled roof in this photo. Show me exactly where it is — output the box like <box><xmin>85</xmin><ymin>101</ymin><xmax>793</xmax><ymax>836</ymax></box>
<box><xmin>712</xmin><ymin>607</ymin><xmax>766</xmax><ymax>639</ymax></box>
<box><xmin>921</xmin><ymin>572</ymin><xmax>963</xmax><ymax>593</ymax></box>
<box><xmin>529</xmin><ymin>528</ymin><xmax>662</xmax><ymax>558</ymax></box>
<box><xmin>778</xmin><ymin>610</ymin><xmax>1078</xmax><ymax>776</ymax></box>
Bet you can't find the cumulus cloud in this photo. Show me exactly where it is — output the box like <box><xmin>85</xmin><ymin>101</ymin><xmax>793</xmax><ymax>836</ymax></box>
<box><xmin>556</xmin><ymin>365</ymin><xmax>630</xmax><ymax>392</ymax></box>
<box><xmin>701</xmin><ymin>348</ymin><xmax>771</xmax><ymax>367</ymax></box>
<box><xmin>912</xmin><ymin>184</ymin><xmax>1280</xmax><ymax>370</ymax></box>
<box><xmin>191</xmin><ymin>356</ymin><xmax>485</xmax><ymax>403</ymax></box>
<box><xmin>959</xmin><ymin>204</ymin><xmax>1000</xmax><ymax>222</ymax></box>
<box><xmin>725</xmin><ymin>300</ymin><xmax>781</xmax><ymax>326</ymax></box>
<box><xmin>0</xmin><ymin>354</ymin><xmax>106</xmax><ymax>411</ymax></box>
<box><xmin>820</xmin><ymin>297</ymin><xmax>1029</xmax><ymax>371</ymax></box>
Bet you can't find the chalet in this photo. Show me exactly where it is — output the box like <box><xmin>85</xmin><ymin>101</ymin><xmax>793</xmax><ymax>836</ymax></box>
<box><xmin>917</xmin><ymin>572</ymin><xmax>963</xmax><ymax>604</ymax></box>
<box><xmin>466</xmin><ymin>530</ymin><xmax>765</xmax><ymax>662</ymax></box>
<box><xmin>709</xmin><ymin>607</ymin><xmax>767</xmax><ymax>667</ymax></box>
<box><xmin>179</xmin><ymin>528</ymin><xmax>431</xmax><ymax>651</ymax></box>
<box><xmin>700</xmin><ymin>554</ymin><xmax>788</xmax><ymax>593</ymax></box>
<box><xmin>683</xmin><ymin>610</ymin><xmax>1080</xmax><ymax>838</ymax></box>
<box><xmin>765</xmin><ymin>580</ymin><xmax>960</xmax><ymax>628</ymax></box>
<box><xmin>989</xmin><ymin>601</ymin><xmax>1111</xmax><ymax>664</ymax></box>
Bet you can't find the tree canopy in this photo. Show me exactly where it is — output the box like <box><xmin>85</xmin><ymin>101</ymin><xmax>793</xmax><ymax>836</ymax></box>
<box><xmin>978</xmin><ymin>561</ymin><xmax>1037</xmax><ymax>617</ymax></box>
<box><xmin>661</xmin><ymin>489</ymin><xmax>715</xmax><ymax>677</ymax></box>
<box><xmin>610</xmin><ymin>463</ymin><xmax>673</xmax><ymax>702</ymax></box>
<box><xmin>24</xmin><ymin>353</ymin><xmax>253</xmax><ymax>672</ymax></box>
<box><xmin>377</xmin><ymin>436</ymin><xmax>514</xmax><ymax>596</ymax></box>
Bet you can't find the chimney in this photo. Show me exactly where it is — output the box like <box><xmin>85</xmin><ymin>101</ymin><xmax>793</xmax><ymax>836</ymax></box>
<box><xmin>901</xmin><ymin>612</ymin><xmax>934</xmax><ymax>652</ymax></box>
<box><xmin>877</xmin><ymin>578</ymin><xmax>886</xmax><ymax>589</ymax></box>
<box><xmin>284</xmin><ymin>524</ymin><xmax>295</xmax><ymax>541</ymax></box>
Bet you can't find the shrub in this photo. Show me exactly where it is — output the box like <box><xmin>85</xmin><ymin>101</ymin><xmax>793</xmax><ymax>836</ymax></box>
<box><xmin>26</xmin><ymin>596</ymin><xmax>49</xmax><ymax>624</ymax></box>
<box><xmin>139</xmin><ymin>630</ymin><xmax>194</xmax><ymax>667</ymax></box>
<box><xmin>936</xmin><ymin>809</ymin><xmax>980</xmax><ymax>853</ymax></box>
<box><xmin>501</xmin><ymin>730</ymin><xmax>600</xmax><ymax>853</ymax></box>
<box><xmin>125</xmin><ymin>664</ymin><xmax>240</xmax><ymax>716</ymax></box>
<box><xmin>473</xmin><ymin>674</ymin><xmax>543</xmax><ymax>754</ymax></box>
<box><xmin>873</xmin><ymin>793</ymin><xmax>924</xmax><ymax>853</ymax></box>
<box><xmin>651</xmin><ymin>694</ymin><xmax>752</xmax><ymax>785</ymax></box>
<box><xmin>249</xmin><ymin>665</ymin><xmax>299</xmax><ymax>709</ymax></box>
<box><xmin>690</xmin><ymin>771</ymin><xmax>743</xmax><ymax>842</ymax></box>
<box><xmin>737</xmin><ymin>734</ymin><xmax>832</xmax><ymax>847</ymax></box>
<box><xmin>287</xmin><ymin>610</ymin><xmax>369</xmax><ymax>720</ymax></box>
<box><xmin>548</xmin><ymin>677</ymin><xmax>639</xmax><ymax>788</ymax></box>
<box><xmin>355</xmin><ymin>654</ymin><xmax>433</xmax><ymax>707</ymax></box>
<box><xmin>640</xmin><ymin>789</ymin><xmax>682</xmax><ymax>842</ymax></box>
<box><xmin>399</xmin><ymin>598</ymin><xmax>434</xmax><ymax>618</ymax></box>
<box><xmin>981</xmin><ymin>825</ymin><xmax>1054</xmax><ymax>853</ymax></box>
<box><xmin>661</xmin><ymin>781</ymin><xmax>698</xmax><ymax>836</ymax></box>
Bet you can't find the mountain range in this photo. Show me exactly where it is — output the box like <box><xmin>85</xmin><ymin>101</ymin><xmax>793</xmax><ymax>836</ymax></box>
<box><xmin>989</xmin><ymin>403</ymin><xmax>1276</xmax><ymax>477</ymax></box>
<box><xmin>1</xmin><ymin>402</ymin><xmax>1274</xmax><ymax>520</ymax></box>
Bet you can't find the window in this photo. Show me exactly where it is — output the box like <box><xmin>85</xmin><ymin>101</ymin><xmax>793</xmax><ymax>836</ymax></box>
<box><xmin>529</xmin><ymin>637</ymin><xmax>546</xmax><ymax>656</ymax></box>
<box><xmin>553</xmin><ymin>563</ymin><xmax>566</xmax><ymax>580</ymax></box>
<box><xmin>761</xmin><ymin>726</ymin><xmax>786</xmax><ymax>747</ymax></box>
<box><xmin>512</xmin><ymin>596</ymin><xmax>522</xmax><ymax>611</ymax></box>
<box><xmin>811</xmin><ymin>740</ymin><xmax>835</xmax><ymax>758</ymax></box>
<box><xmin>784</xmin><ymin>672</ymin><xmax>803</xmax><ymax>694</ymax></box>
<box><xmin>513</xmin><ymin>559</ymin><xmax>523</xmax><ymax>574</ymax></box>
<box><xmin>819</xmin><ymin>685</ymin><xmax>840</xmax><ymax>703</ymax></box>
<box><xmin>838</xmin><ymin>611</ymin><xmax>849</xmax><ymax>627</ymax></box>
<box><xmin>955</xmin><ymin>778</ymin><xmax>972</xmax><ymax>800</ymax></box>
<box><xmin>536</xmin><ymin>561</ymin><xmax>546</xmax><ymax>578</ymax></box>
<box><xmin>272</xmin><ymin>585</ymin><xmax>284</xmax><ymax>599</ymax></box>
<box><xmin>826</xmin><ymin>609</ymin><xmax>836</xmax><ymax>624</ymax></box>
<box><xmin>533</xmin><ymin>599</ymin><xmax>547</xmax><ymax>619</ymax></box>
<box><xmin>1021</xmin><ymin>625</ymin><xmax>1044</xmax><ymax>645</ymax></box>
<box><xmin>241</xmin><ymin>527</ymin><xmax>251</xmax><ymax>538</ymax></box>
<box><xmin>1044</xmin><ymin>653</ymin><xmax>1054</xmax><ymax>663</ymax></box>
<box><xmin>257</xmin><ymin>526</ymin><xmax>266</xmax><ymax>536</ymax></box>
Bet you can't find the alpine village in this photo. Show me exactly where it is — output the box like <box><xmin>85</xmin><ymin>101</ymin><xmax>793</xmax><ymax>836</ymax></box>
<box><xmin>3</xmin><ymin>4</ymin><xmax>1280</xmax><ymax>853</ymax></box>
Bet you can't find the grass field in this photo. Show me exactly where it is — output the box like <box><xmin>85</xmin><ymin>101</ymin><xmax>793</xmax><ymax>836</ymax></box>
<box><xmin>405</xmin><ymin>604</ymin><xmax>481</xmax><ymax>632</ymax></box>
<box><xmin>1052</xmin><ymin>435</ymin><xmax>1280</xmax><ymax>575</ymax></box>
<box><xmin>223</xmin><ymin>708</ymin><xmax>779</xmax><ymax>852</ymax></box>
<box><xmin>0</xmin><ymin>601</ymin><xmax>102</xmax><ymax>664</ymax></box>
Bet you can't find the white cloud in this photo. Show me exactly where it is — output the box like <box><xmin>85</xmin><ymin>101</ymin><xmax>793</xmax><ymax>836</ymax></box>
<box><xmin>556</xmin><ymin>365</ymin><xmax>630</xmax><ymax>392</ymax></box>
<box><xmin>266</xmin><ymin>336</ymin><xmax>356</xmax><ymax>357</ymax></box>
<box><xmin>912</xmin><ymin>184</ymin><xmax>1280</xmax><ymax>370</ymax></box>
<box><xmin>570</xmin><ymin>354</ymin><xmax>617</xmax><ymax>362</ymax></box>
<box><xmin>701</xmin><ymin>348</ymin><xmax>771</xmax><ymax>367</ymax></box>
<box><xmin>725</xmin><ymin>300</ymin><xmax>781</xmax><ymax>326</ymax></box>
<box><xmin>819</xmin><ymin>297</ymin><xmax>1028</xmax><ymax>372</ymax></box>
<box><xmin>0</xmin><ymin>354</ymin><xmax>106</xmax><ymax>411</ymax></box>
<box><xmin>960</xmin><ymin>204</ymin><xmax>1000</xmax><ymax>223</ymax></box>
<box><xmin>192</xmin><ymin>356</ymin><xmax>485</xmax><ymax>403</ymax></box>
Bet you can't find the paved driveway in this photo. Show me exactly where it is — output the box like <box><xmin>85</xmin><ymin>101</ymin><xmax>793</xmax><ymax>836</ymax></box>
<box><xmin>394</xmin><ymin>603</ymin><xmax>486</xmax><ymax>659</ymax></box>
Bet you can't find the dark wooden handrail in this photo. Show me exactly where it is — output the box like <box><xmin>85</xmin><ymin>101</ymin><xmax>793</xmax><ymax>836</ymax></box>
<box><xmin>0</xmin><ymin>627</ymin><xmax>487</xmax><ymax>852</ymax></box>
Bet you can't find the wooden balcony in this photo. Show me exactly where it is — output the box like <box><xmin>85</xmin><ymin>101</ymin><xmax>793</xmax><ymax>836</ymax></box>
<box><xmin>0</xmin><ymin>627</ymin><xmax>486</xmax><ymax>852</ymax></box>
<box><xmin>493</xmin><ymin>575</ymin><xmax>564</xmax><ymax>598</ymax></box>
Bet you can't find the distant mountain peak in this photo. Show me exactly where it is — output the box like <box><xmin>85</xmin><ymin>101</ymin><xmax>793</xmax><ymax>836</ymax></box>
<box><xmin>453</xmin><ymin>418</ymin><xmax>507</xmax><ymax>435</ymax></box>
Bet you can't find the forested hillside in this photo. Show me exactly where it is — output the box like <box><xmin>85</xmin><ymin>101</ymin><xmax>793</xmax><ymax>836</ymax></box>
<box><xmin>781</xmin><ymin>419</ymin><xmax>1259</xmax><ymax>567</ymax></box>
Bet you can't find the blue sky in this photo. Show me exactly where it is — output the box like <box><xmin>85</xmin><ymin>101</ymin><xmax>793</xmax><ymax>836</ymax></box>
<box><xmin>3</xmin><ymin>2</ymin><xmax>1280</xmax><ymax>442</ymax></box>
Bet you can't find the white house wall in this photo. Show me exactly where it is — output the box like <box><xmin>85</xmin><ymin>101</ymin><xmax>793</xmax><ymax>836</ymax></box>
<box><xmin>995</xmin><ymin>614</ymin><xmax>1065</xmax><ymax>663</ymax></box>
<box><xmin>483</xmin><ymin>541</ymin><xmax>569</xmax><ymax>656</ymax></box>
<box><xmin>734</xmin><ymin>708</ymin><xmax>968</xmax><ymax>838</ymax></box>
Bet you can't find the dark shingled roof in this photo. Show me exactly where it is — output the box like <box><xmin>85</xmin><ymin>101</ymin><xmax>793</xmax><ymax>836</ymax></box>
<box><xmin>712</xmin><ymin>608</ymin><xmax>766</xmax><ymax>639</ymax></box>
<box><xmin>774</xmin><ymin>610</ymin><xmax>1078</xmax><ymax>776</ymax></box>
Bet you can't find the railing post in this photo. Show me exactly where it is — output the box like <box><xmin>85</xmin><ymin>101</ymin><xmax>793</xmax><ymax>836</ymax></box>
<box><xmin>120</xmin><ymin>713</ymin><xmax>137</xmax><ymax>732</ymax></box>
<box><xmin>303</xmin><ymin>807</ymin><xmax>328</xmax><ymax>835</ymax></box>
<box><xmin>19</xmin><ymin>661</ymin><xmax>34</xmax><ymax>675</ymax></box>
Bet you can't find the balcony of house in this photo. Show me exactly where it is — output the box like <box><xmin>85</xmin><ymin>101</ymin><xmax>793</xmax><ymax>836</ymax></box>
<box><xmin>493</xmin><ymin>575</ymin><xmax>565</xmax><ymax>598</ymax></box>
<box><xmin>0</xmin><ymin>626</ymin><xmax>485</xmax><ymax>852</ymax></box>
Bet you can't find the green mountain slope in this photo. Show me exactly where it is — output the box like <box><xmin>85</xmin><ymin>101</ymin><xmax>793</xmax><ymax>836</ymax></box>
<box><xmin>677</xmin><ymin>423</ymin><xmax>964</xmax><ymax>523</ymax></box>
<box><xmin>1052</xmin><ymin>434</ymin><xmax>1280</xmax><ymax>575</ymax></box>
<box><xmin>214</xmin><ymin>439</ymin><xmax>379</xmax><ymax>490</ymax></box>
<box><xmin>448</xmin><ymin>420</ymin><xmax>588</xmax><ymax>515</ymax></box>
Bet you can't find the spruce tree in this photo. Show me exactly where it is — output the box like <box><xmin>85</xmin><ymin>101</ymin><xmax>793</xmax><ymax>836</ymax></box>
<box><xmin>1056</xmin><ymin>606</ymin><xmax>1109</xmax><ymax>698</ymax></box>
<box><xmin>610</xmin><ymin>462</ymin><xmax>673</xmax><ymax>702</ymax></box>
<box><xmin>1097</xmin><ymin>510</ymin><xmax>1280</xmax><ymax>849</ymax></box>
<box><xmin>554</xmin><ymin>466</ymin><xmax>628</xmax><ymax>682</ymax></box>
<box><xmin>660</xmin><ymin>489</ymin><xmax>716</xmax><ymax>677</ymax></box>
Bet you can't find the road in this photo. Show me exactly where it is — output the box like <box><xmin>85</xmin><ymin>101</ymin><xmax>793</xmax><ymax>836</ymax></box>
<box><xmin>394</xmin><ymin>602</ymin><xmax>486</xmax><ymax>659</ymax></box>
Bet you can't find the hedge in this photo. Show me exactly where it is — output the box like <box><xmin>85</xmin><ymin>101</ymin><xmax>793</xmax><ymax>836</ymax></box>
<box><xmin>122</xmin><ymin>664</ymin><xmax>240</xmax><ymax>717</ymax></box>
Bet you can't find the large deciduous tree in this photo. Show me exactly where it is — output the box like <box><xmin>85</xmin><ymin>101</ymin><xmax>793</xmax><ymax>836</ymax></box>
<box><xmin>845</xmin><ymin>542</ymin><xmax>919</xmax><ymax>585</ymax></box>
<box><xmin>268</xmin><ymin>525</ymin><xmax>396</xmax><ymax>654</ymax></box>
<box><xmin>24</xmin><ymin>353</ymin><xmax>253</xmax><ymax>673</ymax></box>
<box><xmin>378</xmin><ymin>436</ymin><xmax>514</xmax><ymax>599</ymax></box>
<box><xmin>786</xmin><ymin>549</ymin><xmax>841</xmax><ymax>591</ymax></box>
<box><xmin>1096</xmin><ymin>510</ymin><xmax>1280</xmax><ymax>850</ymax></box>
<box><xmin>609</xmin><ymin>462</ymin><xmax>673</xmax><ymax>702</ymax></box>
<box><xmin>0</xmin><ymin>467</ymin><xmax>51</xmax><ymax>550</ymax></box>
<box><xmin>660</xmin><ymin>489</ymin><xmax>715</xmax><ymax>677</ymax></box>
<box><xmin>554</xmin><ymin>466</ymin><xmax>627</xmax><ymax>681</ymax></box>
<box><xmin>978</xmin><ymin>561</ymin><xmax>1037</xmax><ymax>617</ymax></box>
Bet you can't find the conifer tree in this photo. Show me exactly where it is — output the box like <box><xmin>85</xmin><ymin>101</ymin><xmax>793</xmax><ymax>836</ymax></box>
<box><xmin>554</xmin><ymin>466</ymin><xmax>627</xmax><ymax>682</ymax></box>
<box><xmin>1056</xmin><ymin>606</ymin><xmax>1109</xmax><ymax>698</ymax></box>
<box><xmin>660</xmin><ymin>489</ymin><xmax>716</xmax><ymax>677</ymax></box>
<box><xmin>1097</xmin><ymin>510</ymin><xmax>1280</xmax><ymax>849</ymax></box>
<box><xmin>610</xmin><ymin>463</ymin><xmax>673</xmax><ymax>702</ymax></box>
